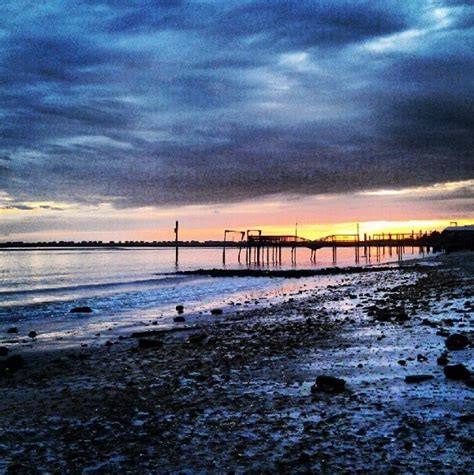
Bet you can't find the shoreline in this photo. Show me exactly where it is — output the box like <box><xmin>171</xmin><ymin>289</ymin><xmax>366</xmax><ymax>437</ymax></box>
<box><xmin>1</xmin><ymin>254</ymin><xmax>440</xmax><ymax>353</ymax></box>
<box><xmin>175</xmin><ymin>257</ymin><xmax>440</xmax><ymax>278</ymax></box>
<box><xmin>0</xmin><ymin>252</ymin><xmax>472</xmax><ymax>472</ymax></box>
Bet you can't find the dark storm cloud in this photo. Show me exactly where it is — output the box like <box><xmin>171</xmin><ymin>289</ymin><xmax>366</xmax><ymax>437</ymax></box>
<box><xmin>0</xmin><ymin>0</ymin><xmax>473</xmax><ymax>208</ymax></box>
<box><xmin>211</xmin><ymin>0</ymin><xmax>410</xmax><ymax>49</ymax></box>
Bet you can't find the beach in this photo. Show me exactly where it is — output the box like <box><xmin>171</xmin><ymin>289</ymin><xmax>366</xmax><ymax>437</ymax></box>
<box><xmin>0</xmin><ymin>252</ymin><xmax>472</xmax><ymax>473</ymax></box>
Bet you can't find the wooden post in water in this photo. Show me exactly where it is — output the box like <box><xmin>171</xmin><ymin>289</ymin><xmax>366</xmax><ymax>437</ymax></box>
<box><xmin>222</xmin><ymin>230</ymin><xmax>226</xmax><ymax>265</ymax></box>
<box><xmin>238</xmin><ymin>231</ymin><xmax>244</xmax><ymax>263</ymax></box>
<box><xmin>174</xmin><ymin>221</ymin><xmax>179</xmax><ymax>265</ymax></box>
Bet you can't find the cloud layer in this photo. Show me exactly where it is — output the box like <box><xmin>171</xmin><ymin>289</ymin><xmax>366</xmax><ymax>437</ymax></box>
<box><xmin>1</xmin><ymin>0</ymin><xmax>473</xmax><ymax>208</ymax></box>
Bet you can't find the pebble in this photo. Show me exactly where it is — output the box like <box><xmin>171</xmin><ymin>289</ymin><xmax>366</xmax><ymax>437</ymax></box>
<box><xmin>404</xmin><ymin>375</ymin><xmax>434</xmax><ymax>383</ymax></box>
<box><xmin>445</xmin><ymin>334</ymin><xmax>469</xmax><ymax>351</ymax></box>
<box><xmin>70</xmin><ymin>306</ymin><xmax>93</xmax><ymax>313</ymax></box>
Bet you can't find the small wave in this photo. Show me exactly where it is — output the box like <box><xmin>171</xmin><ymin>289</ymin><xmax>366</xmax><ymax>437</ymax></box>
<box><xmin>0</xmin><ymin>274</ymin><xmax>192</xmax><ymax>299</ymax></box>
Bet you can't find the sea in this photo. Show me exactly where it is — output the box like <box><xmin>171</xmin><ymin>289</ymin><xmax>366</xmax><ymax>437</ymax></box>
<box><xmin>0</xmin><ymin>246</ymin><xmax>431</xmax><ymax>347</ymax></box>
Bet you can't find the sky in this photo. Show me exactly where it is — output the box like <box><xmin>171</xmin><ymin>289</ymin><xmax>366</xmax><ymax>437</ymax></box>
<box><xmin>0</xmin><ymin>0</ymin><xmax>473</xmax><ymax>241</ymax></box>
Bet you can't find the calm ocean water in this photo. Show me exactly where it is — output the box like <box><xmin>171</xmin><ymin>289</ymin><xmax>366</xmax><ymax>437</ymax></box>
<box><xmin>0</xmin><ymin>246</ymin><xmax>428</xmax><ymax>342</ymax></box>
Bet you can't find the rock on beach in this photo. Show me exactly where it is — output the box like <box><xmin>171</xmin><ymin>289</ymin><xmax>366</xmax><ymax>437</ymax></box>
<box><xmin>445</xmin><ymin>333</ymin><xmax>469</xmax><ymax>351</ymax></box>
<box><xmin>0</xmin><ymin>355</ymin><xmax>26</xmax><ymax>377</ymax></box>
<box><xmin>405</xmin><ymin>375</ymin><xmax>434</xmax><ymax>384</ymax></box>
<box><xmin>312</xmin><ymin>375</ymin><xmax>346</xmax><ymax>394</ymax></box>
<box><xmin>70</xmin><ymin>306</ymin><xmax>93</xmax><ymax>314</ymax></box>
<box><xmin>444</xmin><ymin>364</ymin><xmax>471</xmax><ymax>380</ymax></box>
<box><xmin>138</xmin><ymin>339</ymin><xmax>163</xmax><ymax>349</ymax></box>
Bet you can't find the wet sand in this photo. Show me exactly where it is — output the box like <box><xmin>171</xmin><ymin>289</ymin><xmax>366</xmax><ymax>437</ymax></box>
<box><xmin>0</xmin><ymin>253</ymin><xmax>472</xmax><ymax>473</ymax></box>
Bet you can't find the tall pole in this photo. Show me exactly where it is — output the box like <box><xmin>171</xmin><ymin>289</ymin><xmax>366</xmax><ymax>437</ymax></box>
<box><xmin>223</xmin><ymin>230</ymin><xmax>226</xmax><ymax>265</ymax></box>
<box><xmin>174</xmin><ymin>221</ymin><xmax>179</xmax><ymax>265</ymax></box>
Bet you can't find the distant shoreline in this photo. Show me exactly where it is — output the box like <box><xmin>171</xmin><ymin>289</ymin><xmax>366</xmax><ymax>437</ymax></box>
<box><xmin>0</xmin><ymin>243</ymin><xmax>230</xmax><ymax>250</ymax></box>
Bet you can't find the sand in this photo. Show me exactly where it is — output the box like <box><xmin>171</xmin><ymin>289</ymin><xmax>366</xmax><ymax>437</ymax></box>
<box><xmin>0</xmin><ymin>253</ymin><xmax>472</xmax><ymax>473</ymax></box>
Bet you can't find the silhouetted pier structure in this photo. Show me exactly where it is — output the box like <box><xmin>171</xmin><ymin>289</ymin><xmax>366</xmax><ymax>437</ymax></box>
<box><xmin>1</xmin><ymin>226</ymin><xmax>445</xmax><ymax>267</ymax></box>
<box><xmin>224</xmin><ymin>229</ymin><xmax>436</xmax><ymax>265</ymax></box>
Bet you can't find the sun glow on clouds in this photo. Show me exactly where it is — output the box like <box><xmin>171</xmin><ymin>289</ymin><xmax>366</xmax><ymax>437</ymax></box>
<box><xmin>2</xmin><ymin>177</ymin><xmax>472</xmax><ymax>242</ymax></box>
<box><xmin>359</xmin><ymin>179</ymin><xmax>474</xmax><ymax>197</ymax></box>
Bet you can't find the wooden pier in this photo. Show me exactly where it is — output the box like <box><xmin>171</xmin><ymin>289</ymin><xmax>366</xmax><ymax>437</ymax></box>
<box><xmin>222</xmin><ymin>229</ymin><xmax>436</xmax><ymax>265</ymax></box>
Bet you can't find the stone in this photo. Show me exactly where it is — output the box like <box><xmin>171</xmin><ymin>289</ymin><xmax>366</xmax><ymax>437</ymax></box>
<box><xmin>0</xmin><ymin>354</ymin><xmax>26</xmax><ymax>376</ymax></box>
<box><xmin>7</xmin><ymin>327</ymin><xmax>18</xmax><ymax>334</ymax></box>
<box><xmin>459</xmin><ymin>414</ymin><xmax>474</xmax><ymax>423</ymax></box>
<box><xmin>28</xmin><ymin>331</ymin><xmax>37</xmax><ymax>339</ymax></box>
<box><xmin>444</xmin><ymin>364</ymin><xmax>470</xmax><ymax>380</ymax></box>
<box><xmin>176</xmin><ymin>305</ymin><xmax>184</xmax><ymax>313</ymax></box>
<box><xmin>210</xmin><ymin>308</ymin><xmax>223</xmax><ymax>316</ymax></box>
<box><xmin>174</xmin><ymin>316</ymin><xmax>186</xmax><ymax>323</ymax></box>
<box><xmin>138</xmin><ymin>338</ymin><xmax>163</xmax><ymax>349</ymax></box>
<box><xmin>0</xmin><ymin>347</ymin><xmax>9</xmax><ymax>357</ymax></box>
<box><xmin>188</xmin><ymin>333</ymin><xmax>207</xmax><ymax>344</ymax></box>
<box><xmin>373</xmin><ymin>307</ymin><xmax>409</xmax><ymax>323</ymax></box>
<box><xmin>70</xmin><ymin>306</ymin><xmax>93</xmax><ymax>313</ymax></box>
<box><xmin>416</xmin><ymin>354</ymin><xmax>428</xmax><ymax>362</ymax></box>
<box><xmin>445</xmin><ymin>334</ymin><xmax>469</xmax><ymax>351</ymax></box>
<box><xmin>437</xmin><ymin>354</ymin><xmax>449</xmax><ymax>366</ymax></box>
<box><xmin>312</xmin><ymin>375</ymin><xmax>346</xmax><ymax>394</ymax></box>
<box><xmin>404</xmin><ymin>375</ymin><xmax>434</xmax><ymax>383</ymax></box>
<box><xmin>395</xmin><ymin>310</ymin><xmax>410</xmax><ymax>323</ymax></box>
<box><xmin>373</xmin><ymin>308</ymin><xmax>391</xmax><ymax>322</ymax></box>
<box><xmin>105</xmin><ymin>340</ymin><xmax>113</xmax><ymax>347</ymax></box>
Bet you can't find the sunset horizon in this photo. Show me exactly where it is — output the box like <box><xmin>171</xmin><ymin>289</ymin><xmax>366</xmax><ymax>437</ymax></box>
<box><xmin>1</xmin><ymin>1</ymin><xmax>473</xmax><ymax>472</ymax></box>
